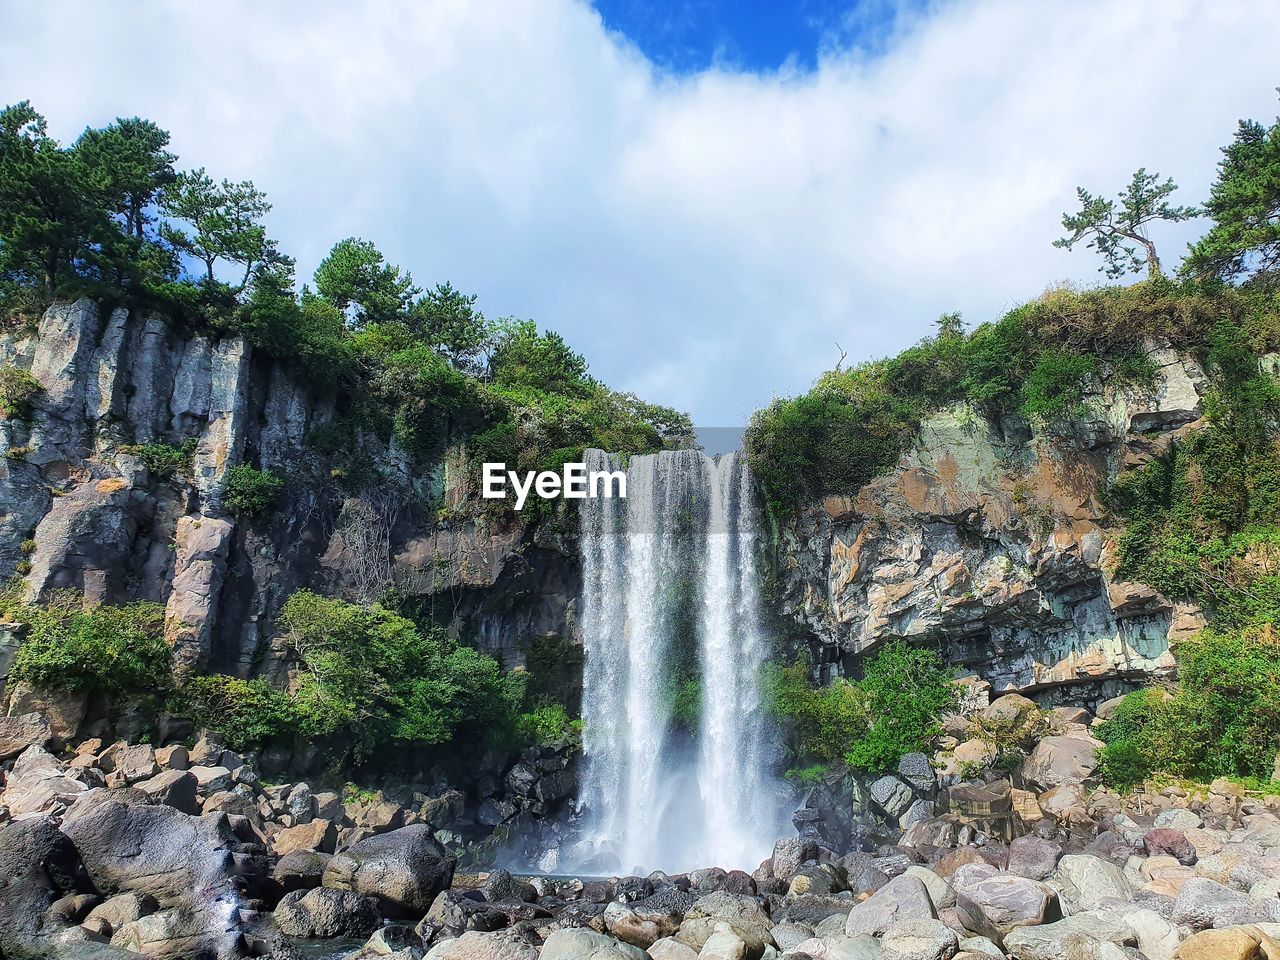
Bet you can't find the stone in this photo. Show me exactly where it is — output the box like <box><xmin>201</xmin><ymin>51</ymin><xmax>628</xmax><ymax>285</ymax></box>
<box><xmin>272</xmin><ymin>849</ymin><xmax>332</xmax><ymax>893</ymax></box>
<box><xmin>700</xmin><ymin>922</ymin><xmax>750</xmax><ymax>960</ymax></box>
<box><xmin>844</xmin><ymin>875</ymin><xmax>936</xmax><ymax>938</ymax></box>
<box><xmin>881</xmin><ymin>918</ymin><xmax>959</xmax><ymax>960</ymax></box>
<box><xmin>983</xmin><ymin>694</ymin><xmax>1038</xmax><ymax>725</ymax></box>
<box><xmin>274</xmin><ymin>818</ymin><xmax>338</xmax><ymax>855</ymax></box>
<box><xmin>675</xmin><ymin>892</ymin><xmax>773</xmax><ymax>955</ymax></box>
<box><xmin>604</xmin><ymin>900</ymin><xmax>680</xmax><ymax>948</ymax></box>
<box><xmin>425</xmin><ymin>930</ymin><xmax>539</xmax><ymax>960</ymax></box>
<box><xmin>287</xmin><ymin>782</ymin><xmax>315</xmax><ymax>824</ymax></box>
<box><xmin>542</xmin><ymin>927</ymin><xmax>650</xmax><ymax>960</ymax></box>
<box><xmin>1001</xmin><ymin>912</ymin><xmax>1135</xmax><ymax>959</ymax></box>
<box><xmin>110</xmin><ymin>906</ymin><xmax>234</xmax><ymax>959</ymax></box>
<box><xmin>100</xmin><ymin>743</ymin><xmax>158</xmax><ymax>783</ymax></box>
<box><xmin>155</xmin><ymin>745</ymin><xmax>188</xmax><ymax>771</ymax></box>
<box><xmin>322</xmin><ymin>823</ymin><xmax>455</xmax><ymax>918</ymax></box>
<box><xmin>0</xmin><ymin>713</ymin><xmax>50</xmax><ymax>761</ymax></box>
<box><xmin>482</xmin><ymin>868</ymin><xmax>537</xmax><ymax>903</ymax></box>
<box><xmin>83</xmin><ymin>892</ymin><xmax>160</xmax><ymax>935</ymax></box>
<box><xmin>134</xmin><ymin>770</ymin><xmax>198</xmax><ymax>814</ymax></box>
<box><xmin>898</xmin><ymin>753</ymin><xmax>937</xmax><ymax>794</ymax></box>
<box><xmin>274</xmin><ymin>886</ymin><xmax>381</xmax><ymax>938</ymax></box>
<box><xmin>1172</xmin><ymin>928</ymin><xmax>1262</xmax><ymax>959</ymax></box>
<box><xmin>1171</xmin><ymin>877</ymin><xmax>1251</xmax><ymax>930</ymax></box>
<box><xmin>1144</xmin><ymin>828</ymin><xmax>1198</xmax><ymax>865</ymax></box>
<box><xmin>1</xmin><ymin>745</ymin><xmax>87</xmax><ymax>815</ymax></box>
<box><xmin>4</xmin><ymin>685</ymin><xmax>85</xmax><ymax>743</ymax></box>
<box><xmin>1007</xmin><ymin>836</ymin><xmax>1062</xmax><ymax>881</ymax></box>
<box><xmin>1021</xmin><ymin>735</ymin><xmax>1103</xmax><ymax>791</ymax></box>
<box><xmin>871</xmin><ymin>776</ymin><xmax>916</xmax><ymax>819</ymax></box>
<box><xmin>952</xmin><ymin>873</ymin><xmax>1059</xmax><ymax>942</ymax></box>
<box><xmin>904</xmin><ymin>867</ymin><xmax>955</xmax><ymax>910</ymax></box>
<box><xmin>1055</xmin><ymin>855</ymin><xmax>1133</xmax><ymax>910</ymax></box>
<box><xmin>772</xmin><ymin>837</ymin><xmax>820</xmax><ymax>882</ymax></box>
<box><xmin>188</xmin><ymin>765</ymin><xmax>232</xmax><ymax>793</ymax></box>
<box><xmin>314</xmin><ymin>790</ymin><xmax>343</xmax><ymax>821</ymax></box>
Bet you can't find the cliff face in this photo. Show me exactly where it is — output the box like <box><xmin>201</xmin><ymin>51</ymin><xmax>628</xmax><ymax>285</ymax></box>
<box><xmin>774</xmin><ymin>340</ymin><xmax>1212</xmax><ymax>706</ymax></box>
<box><xmin>0</xmin><ymin>300</ymin><xmax>576</xmax><ymax>684</ymax></box>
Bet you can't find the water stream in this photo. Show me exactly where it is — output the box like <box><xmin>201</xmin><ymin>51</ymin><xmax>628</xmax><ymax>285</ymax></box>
<box><xmin>573</xmin><ymin>448</ymin><xmax>787</xmax><ymax>873</ymax></box>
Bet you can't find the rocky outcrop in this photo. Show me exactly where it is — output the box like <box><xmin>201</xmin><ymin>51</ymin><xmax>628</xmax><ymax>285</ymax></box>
<box><xmin>0</xmin><ymin>300</ymin><xmax>578</xmax><ymax>686</ymax></box>
<box><xmin>777</xmin><ymin>339</ymin><xmax>1210</xmax><ymax>703</ymax></box>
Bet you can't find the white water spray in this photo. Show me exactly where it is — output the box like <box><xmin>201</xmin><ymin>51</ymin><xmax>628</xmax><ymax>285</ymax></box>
<box><xmin>575</xmin><ymin>448</ymin><xmax>787</xmax><ymax>873</ymax></box>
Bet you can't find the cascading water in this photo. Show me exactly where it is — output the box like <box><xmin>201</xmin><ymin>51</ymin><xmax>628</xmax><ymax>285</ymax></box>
<box><xmin>573</xmin><ymin>448</ymin><xmax>788</xmax><ymax>873</ymax></box>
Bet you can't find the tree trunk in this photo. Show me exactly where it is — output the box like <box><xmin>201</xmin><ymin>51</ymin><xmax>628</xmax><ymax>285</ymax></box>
<box><xmin>1143</xmin><ymin>240</ymin><xmax>1162</xmax><ymax>277</ymax></box>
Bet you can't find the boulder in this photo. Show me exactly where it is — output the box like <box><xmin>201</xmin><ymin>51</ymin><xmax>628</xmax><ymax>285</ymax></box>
<box><xmin>134</xmin><ymin>770</ymin><xmax>198</xmax><ymax>814</ymax></box>
<box><xmin>274</xmin><ymin>886</ymin><xmax>381</xmax><ymax>938</ymax></box>
<box><xmin>85</xmin><ymin>892</ymin><xmax>160</xmax><ymax>936</ymax></box>
<box><xmin>700</xmin><ymin>922</ymin><xmax>750</xmax><ymax>960</ymax></box>
<box><xmin>604</xmin><ymin>899</ymin><xmax>681</xmax><ymax>947</ymax></box>
<box><xmin>1020</xmin><ymin>735</ymin><xmax>1103</xmax><ymax>791</ymax></box>
<box><xmin>772</xmin><ymin>837</ymin><xmax>820</xmax><ymax>882</ymax></box>
<box><xmin>953</xmin><ymin>873</ymin><xmax>1059</xmax><ymax>943</ymax></box>
<box><xmin>844</xmin><ymin>875</ymin><xmax>936</xmax><ymax>938</ymax></box>
<box><xmin>1170</xmin><ymin>877</ymin><xmax>1251</xmax><ymax>930</ymax></box>
<box><xmin>424</xmin><ymin>930</ymin><xmax>539</xmax><ymax>960</ymax></box>
<box><xmin>322</xmin><ymin>823</ymin><xmax>455</xmax><ymax>918</ymax></box>
<box><xmin>0</xmin><ymin>745</ymin><xmax>87</xmax><ymax>815</ymax></box>
<box><xmin>100</xmin><ymin>742</ymin><xmax>158</xmax><ymax>783</ymax></box>
<box><xmin>541</xmin><ymin>927</ymin><xmax>650</xmax><ymax>960</ymax></box>
<box><xmin>273</xmin><ymin>818</ymin><xmax>337</xmax><ymax>856</ymax></box>
<box><xmin>1172</xmin><ymin>927</ymin><xmax>1264</xmax><ymax>959</ymax></box>
<box><xmin>1007</xmin><ymin>836</ymin><xmax>1062</xmax><ymax>881</ymax></box>
<box><xmin>871</xmin><ymin>776</ymin><xmax>915</xmax><ymax>820</ymax></box>
<box><xmin>880</xmin><ymin>918</ymin><xmax>959</xmax><ymax>960</ymax></box>
<box><xmin>155</xmin><ymin>745</ymin><xmax>189</xmax><ymax>771</ymax></box>
<box><xmin>59</xmin><ymin>798</ymin><xmax>242</xmax><ymax>960</ymax></box>
<box><xmin>0</xmin><ymin>817</ymin><xmax>92</xmax><ymax>954</ymax></box>
<box><xmin>897</xmin><ymin>753</ymin><xmax>937</xmax><ymax>795</ymax></box>
<box><xmin>272</xmin><ymin>849</ymin><xmax>332</xmax><ymax>894</ymax></box>
<box><xmin>109</xmin><ymin>906</ymin><xmax>230</xmax><ymax>959</ymax></box>
<box><xmin>188</xmin><ymin>765</ymin><xmax>232</xmax><ymax>793</ymax></box>
<box><xmin>0</xmin><ymin>712</ymin><xmax>51</xmax><ymax>760</ymax></box>
<box><xmin>1143</xmin><ymin>828</ymin><xmax>1197</xmax><ymax>865</ymax></box>
<box><xmin>1001</xmin><ymin>912</ymin><xmax>1135</xmax><ymax>959</ymax></box>
<box><xmin>1054</xmin><ymin>855</ymin><xmax>1132</xmax><ymax>910</ymax></box>
<box><xmin>675</xmin><ymin>892</ymin><xmax>773</xmax><ymax>956</ymax></box>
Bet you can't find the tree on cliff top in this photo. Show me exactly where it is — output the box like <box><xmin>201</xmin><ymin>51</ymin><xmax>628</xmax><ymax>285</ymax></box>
<box><xmin>1055</xmin><ymin>168</ymin><xmax>1198</xmax><ymax>278</ymax></box>
<box><xmin>161</xmin><ymin>167</ymin><xmax>277</xmax><ymax>288</ymax></box>
<box><xmin>1186</xmin><ymin>109</ymin><xmax>1280</xmax><ymax>282</ymax></box>
<box><xmin>74</xmin><ymin>117</ymin><xmax>177</xmax><ymax>241</ymax></box>
<box><xmin>314</xmin><ymin>236</ymin><xmax>418</xmax><ymax>327</ymax></box>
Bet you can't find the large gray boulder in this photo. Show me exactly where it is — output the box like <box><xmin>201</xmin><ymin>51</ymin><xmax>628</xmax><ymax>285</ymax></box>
<box><xmin>1021</xmin><ymin>735</ymin><xmax>1103</xmax><ymax>791</ymax></box>
<box><xmin>953</xmin><ymin>872</ymin><xmax>1060</xmax><ymax>944</ymax></box>
<box><xmin>0</xmin><ymin>744</ymin><xmax>87</xmax><ymax>815</ymax></box>
<box><xmin>274</xmin><ymin>886</ymin><xmax>380</xmax><ymax>938</ymax></box>
<box><xmin>541</xmin><ymin>927</ymin><xmax>652</xmax><ymax>960</ymax></box>
<box><xmin>322</xmin><ymin>823</ymin><xmax>455</xmax><ymax>918</ymax></box>
<box><xmin>0</xmin><ymin>818</ymin><xmax>92</xmax><ymax>955</ymax></box>
<box><xmin>0</xmin><ymin>711</ymin><xmax>51</xmax><ymax>760</ymax></box>
<box><xmin>425</xmin><ymin>929</ymin><xmax>539</xmax><ymax>960</ymax></box>
<box><xmin>880</xmin><ymin>917</ymin><xmax>958</xmax><ymax>960</ymax></box>
<box><xmin>60</xmin><ymin>799</ymin><xmax>242</xmax><ymax>958</ymax></box>
<box><xmin>844</xmin><ymin>875</ymin><xmax>935</xmax><ymax>938</ymax></box>
<box><xmin>1053</xmin><ymin>855</ymin><xmax>1132</xmax><ymax>911</ymax></box>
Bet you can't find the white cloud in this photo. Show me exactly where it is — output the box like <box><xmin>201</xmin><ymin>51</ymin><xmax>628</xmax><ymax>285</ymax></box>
<box><xmin>2</xmin><ymin>0</ymin><xmax>1277</xmax><ymax>425</ymax></box>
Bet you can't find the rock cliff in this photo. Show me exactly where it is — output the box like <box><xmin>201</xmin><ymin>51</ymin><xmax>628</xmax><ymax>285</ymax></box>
<box><xmin>0</xmin><ymin>300</ymin><xmax>576</xmax><ymax>686</ymax></box>
<box><xmin>774</xmin><ymin>339</ymin><xmax>1212</xmax><ymax>705</ymax></box>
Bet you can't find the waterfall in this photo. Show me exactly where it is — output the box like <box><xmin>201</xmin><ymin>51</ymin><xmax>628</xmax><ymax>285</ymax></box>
<box><xmin>574</xmin><ymin>448</ymin><xmax>786</xmax><ymax>874</ymax></box>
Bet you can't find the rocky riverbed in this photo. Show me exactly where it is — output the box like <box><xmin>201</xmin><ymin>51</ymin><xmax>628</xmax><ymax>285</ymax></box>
<box><xmin>7</xmin><ymin>692</ymin><xmax>1280</xmax><ymax>960</ymax></box>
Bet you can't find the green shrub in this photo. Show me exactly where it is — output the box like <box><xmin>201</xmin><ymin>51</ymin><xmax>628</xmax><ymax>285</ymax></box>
<box><xmin>122</xmin><ymin>438</ymin><xmax>197</xmax><ymax>479</ymax></box>
<box><xmin>746</xmin><ymin>280</ymin><xmax>1280</xmax><ymax>517</ymax></box>
<box><xmin>177</xmin><ymin>674</ymin><xmax>296</xmax><ymax>753</ymax></box>
<box><xmin>0</xmin><ymin>365</ymin><xmax>40</xmax><ymax>419</ymax></box>
<box><xmin>1096</xmin><ymin>629</ymin><xmax>1280</xmax><ymax>785</ymax></box>
<box><xmin>846</xmin><ymin>641</ymin><xmax>959</xmax><ymax>773</ymax></box>
<box><xmin>11</xmin><ymin>597</ymin><xmax>169</xmax><ymax>694</ymax></box>
<box><xmin>516</xmin><ymin>702</ymin><xmax>582</xmax><ymax>747</ymax></box>
<box><xmin>223</xmin><ymin>464</ymin><xmax>284</xmax><ymax>518</ymax></box>
<box><xmin>767</xmin><ymin>642</ymin><xmax>958</xmax><ymax>774</ymax></box>
<box><xmin>278</xmin><ymin>590</ymin><xmax>525</xmax><ymax>759</ymax></box>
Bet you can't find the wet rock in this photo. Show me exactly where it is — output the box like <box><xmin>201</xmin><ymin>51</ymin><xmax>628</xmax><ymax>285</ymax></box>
<box><xmin>323</xmin><ymin>824</ymin><xmax>455</xmax><ymax>918</ymax></box>
<box><xmin>275</xmin><ymin>886</ymin><xmax>380</xmax><ymax>938</ymax></box>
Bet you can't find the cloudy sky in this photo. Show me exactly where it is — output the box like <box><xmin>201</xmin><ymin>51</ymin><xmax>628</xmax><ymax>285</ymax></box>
<box><xmin>2</xmin><ymin>0</ymin><xmax>1278</xmax><ymax>427</ymax></box>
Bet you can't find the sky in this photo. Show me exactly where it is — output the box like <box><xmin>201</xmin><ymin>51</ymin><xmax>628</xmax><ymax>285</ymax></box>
<box><xmin>1</xmin><ymin>0</ymin><xmax>1279</xmax><ymax>428</ymax></box>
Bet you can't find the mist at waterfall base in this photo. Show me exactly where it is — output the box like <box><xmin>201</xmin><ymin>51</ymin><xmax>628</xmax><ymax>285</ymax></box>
<box><xmin>564</xmin><ymin>448</ymin><xmax>793</xmax><ymax>875</ymax></box>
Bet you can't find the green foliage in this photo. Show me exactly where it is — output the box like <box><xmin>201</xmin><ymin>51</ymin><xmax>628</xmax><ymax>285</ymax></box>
<box><xmin>846</xmin><ymin>641</ymin><xmax>959</xmax><ymax>773</ymax></box>
<box><xmin>0</xmin><ymin>364</ymin><xmax>40</xmax><ymax>418</ymax></box>
<box><xmin>766</xmin><ymin>642</ymin><xmax>957</xmax><ymax>774</ymax></box>
<box><xmin>784</xmin><ymin>763</ymin><xmax>830</xmax><ymax>786</ymax></box>
<box><xmin>516</xmin><ymin>702</ymin><xmax>582</xmax><ymax>747</ymax></box>
<box><xmin>1186</xmin><ymin>108</ymin><xmax>1280</xmax><ymax>282</ymax></box>
<box><xmin>11</xmin><ymin>597</ymin><xmax>169</xmax><ymax>694</ymax></box>
<box><xmin>122</xmin><ymin>438</ymin><xmax>196</xmax><ymax>479</ymax></box>
<box><xmin>160</xmin><ymin>167</ymin><xmax>275</xmax><ymax>288</ymax></box>
<box><xmin>314</xmin><ymin>237</ymin><xmax>418</xmax><ymax>327</ymax></box>
<box><xmin>177</xmin><ymin>674</ymin><xmax>296</xmax><ymax>753</ymax></box>
<box><xmin>748</xmin><ymin>279</ymin><xmax>1262</xmax><ymax>516</ymax></box>
<box><xmin>1097</xmin><ymin>629</ymin><xmax>1280</xmax><ymax>785</ymax></box>
<box><xmin>278</xmin><ymin>590</ymin><xmax>525</xmax><ymax>760</ymax></box>
<box><xmin>1054</xmin><ymin>168</ymin><xmax>1198</xmax><ymax>278</ymax></box>
<box><xmin>222</xmin><ymin>464</ymin><xmax>284</xmax><ymax>518</ymax></box>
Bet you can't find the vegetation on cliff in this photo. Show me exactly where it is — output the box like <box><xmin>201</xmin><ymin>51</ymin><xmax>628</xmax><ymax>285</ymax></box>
<box><xmin>0</xmin><ymin>100</ymin><xmax>694</xmax><ymax>496</ymax></box>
